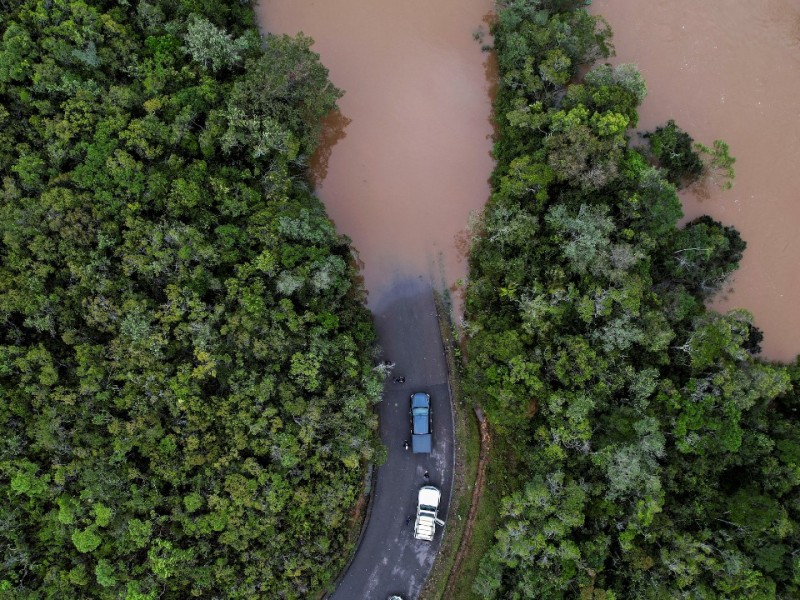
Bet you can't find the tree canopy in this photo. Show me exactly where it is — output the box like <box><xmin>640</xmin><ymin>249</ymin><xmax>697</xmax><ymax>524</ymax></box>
<box><xmin>0</xmin><ymin>1</ymin><xmax>381</xmax><ymax>598</ymax></box>
<box><xmin>466</xmin><ymin>1</ymin><xmax>800</xmax><ymax>598</ymax></box>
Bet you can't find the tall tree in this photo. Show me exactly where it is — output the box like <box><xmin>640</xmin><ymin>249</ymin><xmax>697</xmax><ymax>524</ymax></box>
<box><xmin>0</xmin><ymin>2</ymin><xmax>381</xmax><ymax>598</ymax></box>
<box><xmin>466</xmin><ymin>1</ymin><xmax>797</xmax><ymax>598</ymax></box>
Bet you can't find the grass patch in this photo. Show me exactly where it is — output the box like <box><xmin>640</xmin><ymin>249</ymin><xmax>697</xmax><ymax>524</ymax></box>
<box><xmin>448</xmin><ymin>436</ymin><xmax>510</xmax><ymax>599</ymax></box>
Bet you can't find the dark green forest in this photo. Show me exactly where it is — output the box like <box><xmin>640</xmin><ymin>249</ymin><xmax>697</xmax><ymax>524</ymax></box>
<box><xmin>466</xmin><ymin>0</ymin><xmax>800</xmax><ymax>598</ymax></box>
<box><xmin>0</xmin><ymin>1</ymin><xmax>382</xmax><ymax>597</ymax></box>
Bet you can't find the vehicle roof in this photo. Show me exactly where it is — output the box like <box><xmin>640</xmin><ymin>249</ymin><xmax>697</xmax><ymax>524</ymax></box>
<box><xmin>413</xmin><ymin>412</ymin><xmax>430</xmax><ymax>435</ymax></box>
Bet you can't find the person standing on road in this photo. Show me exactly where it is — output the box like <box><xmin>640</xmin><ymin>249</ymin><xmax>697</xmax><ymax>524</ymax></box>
<box><xmin>423</xmin><ymin>470</ymin><xmax>429</xmax><ymax>480</ymax></box>
<box><xmin>403</xmin><ymin>440</ymin><xmax>409</xmax><ymax>451</ymax></box>
<box><xmin>405</xmin><ymin>515</ymin><xmax>412</xmax><ymax>527</ymax></box>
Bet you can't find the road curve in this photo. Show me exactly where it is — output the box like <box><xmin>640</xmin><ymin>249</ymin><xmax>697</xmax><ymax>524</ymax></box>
<box><xmin>330</xmin><ymin>276</ymin><xmax>454</xmax><ymax>600</ymax></box>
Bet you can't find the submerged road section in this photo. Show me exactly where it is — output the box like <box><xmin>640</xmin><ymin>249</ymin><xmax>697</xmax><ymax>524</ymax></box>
<box><xmin>330</xmin><ymin>277</ymin><xmax>454</xmax><ymax>600</ymax></box>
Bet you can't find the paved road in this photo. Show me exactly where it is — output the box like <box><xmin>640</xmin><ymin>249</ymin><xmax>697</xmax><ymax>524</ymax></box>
<box><xmin>330</xmin><ymin>276</ymin><xmax>454</xmax><ymax>600</ymax></box>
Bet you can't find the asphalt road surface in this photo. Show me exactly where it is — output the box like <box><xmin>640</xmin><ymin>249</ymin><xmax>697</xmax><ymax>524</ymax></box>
<box><xmin>330</xmin><ymin>276</ymin><xmax>454</xmax><ymax>600</ymax></box>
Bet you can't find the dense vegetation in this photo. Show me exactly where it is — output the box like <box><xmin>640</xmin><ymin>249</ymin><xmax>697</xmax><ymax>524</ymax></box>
<box><xmin>466</xmin><ymin>0</ymin><xmax>800</xmax><ymax>597</ymax></box>
<box><xmin>0</xmin><ymin>1</ymin><xmax>382</xmax><ymax>597</ymax></box>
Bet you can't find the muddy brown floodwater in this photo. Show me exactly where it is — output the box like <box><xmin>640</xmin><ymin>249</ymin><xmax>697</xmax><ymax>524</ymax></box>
<box><xmin>592</xmin><ymin>0</ymin><xmax>800</xmax><ymax>362</ymax></box>
<box><xmin>255</xmin><ymin>0</ymin><xmax>495</xmax><ymax>309</ymax></box>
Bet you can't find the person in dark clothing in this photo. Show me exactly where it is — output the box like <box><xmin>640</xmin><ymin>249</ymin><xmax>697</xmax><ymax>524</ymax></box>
<box><xmin>393</xmin><ymin>376</ymin><xmax>405</xmax><ymax>384</ymax></box>
<box><xmin>403</xmin><ymin>440</ymin><xmax>409</xmax><ymax>450</ymax></box>
<box><xmin>405</xmin><ymin>515</ymin><xmax>412</xmax><ymax>526</ymax></box>
<box><xmin>423</xmin><ymin>470</ymin><xmax>429</xmax><ymax>480</ymax></box>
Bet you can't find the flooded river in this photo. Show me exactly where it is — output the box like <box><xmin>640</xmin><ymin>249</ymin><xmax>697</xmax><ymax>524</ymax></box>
<box><xmin>592</xmin><ymin>0</ymin><xmax>800</xmax><ymax>362</ymax></box>
<box><xmin>255</xmin><ymin>1</ymin><xmax>800</xmax><ymax>361</ymax></box>
<box><xmin>255</xmin><ymin>0</ymin><xmax>495</xmax><ymax>307</ymax></box>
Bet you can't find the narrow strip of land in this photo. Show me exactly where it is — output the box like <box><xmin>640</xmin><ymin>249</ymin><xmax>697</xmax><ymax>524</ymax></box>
<box><xmin>444</xmin><ymin>408</ymin><xmax>491</xmax><ymax>596</ymax></box>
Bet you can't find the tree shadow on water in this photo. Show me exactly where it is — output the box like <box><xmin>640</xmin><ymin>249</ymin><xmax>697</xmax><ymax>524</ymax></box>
<box><xmin>685</xmin><ymin>177</ymin><xmax>718</xmax><ymax>203</ymax></box>
<box><xmin>480</xmin><ymin>10</ymin><xmax>499</xmax><ymax>148</ymax></box>
<box><xmin>483</xmin><ymin>52</ymin><xmax>499</xmax><ymax>142</ymax></box>
<box><xmin>310</xmin><ymin>108</ymin><xmax>351</xmax><ymax>188</ymax></box>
